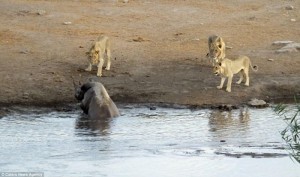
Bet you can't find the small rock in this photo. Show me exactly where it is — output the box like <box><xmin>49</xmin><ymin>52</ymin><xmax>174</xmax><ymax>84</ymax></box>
<box><xmin>248</xmin><ymin>98</ymin><xmax>268</xmax><ymax>108</ymax></box>
<box><xmin>276</xmin><ymin>42</ymin><xmax>300</xmax><ymax>53</ymax></box>
<box><xmin>20</xmin><ymin>49</ymin><xmax>30</xmax><ymax>54</ymax></box>
<box><xmin>123</xmin><ymin>0</ymin><xmax>129</xmax><ymax>3</ymax></box>
<box><xmin>220</xmin><ymin>140</ymin><xmax>226</xmax><ymax>143</ymax></box>
<box><xmin>248</xmin><ymin>16</ymin><xmax>256</xmax><ymax>21</ymax></box>
<box><xmin>285</xmin><ymin>5</ymin><xmax>294</xmax><ymax>10</ymax></box>
<box><xmin>291</xmin><ymin>19</ymin><xmax>296</xmax><ymax>22</ymax></box>
<box><xmin>149</xmin><ymin>106</ymin><xmax>156</xmax><ymax>110</ymax></box>
<box><xmin>37</xmin><ymin>10</ymin><xmax>46</xmax><ymax>15</ymax></box>
<box><xmin>268</xmin><ymin>58</ymin><xmax>274</xmax><ymax>62</ymax></box>
<box><xmin>174</xmin><ymin>32</ymin><xmax>184</xmax><ymax>36</ymax></box>
<box><xmin>272</xmin><ymin>41</ymin><xmax>294</xmax><ymax>46</ymax></box>
<box><xmin>132</xmin><ymin>36</ymin><xmax>147</xmax><ymax>42</ymax></box>
<box><xmin>23</xmin><ymin>92</ymin><xmax>29</xmax><ymax>99</ymax></box>
<box><xmin>63</xmin><ymin>21</ymin><xmax>72</xmax><ymax>25</ymax></box>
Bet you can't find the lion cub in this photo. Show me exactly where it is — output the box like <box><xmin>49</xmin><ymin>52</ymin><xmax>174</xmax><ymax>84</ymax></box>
<box><xmin>213</xmin><ymin>56</ymin><xmax>258</xmax><ymax>92</ymax></box>
<box><xmin>85</xmin><ymin>35</ymin><xmax>111</xmax><ymax>77</ymax></box>
<box><xmin>207</xmin><ymin>35</ymin><xmax>226</xmax><ymax>66</ymax></box>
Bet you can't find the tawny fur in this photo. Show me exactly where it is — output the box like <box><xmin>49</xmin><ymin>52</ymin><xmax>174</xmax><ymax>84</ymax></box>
<box><xmin>85</xmin><ymin>35</ymin><xmax>111</xmax><ymax>77</ymax></box>
<box><xmin>207</xmin><ymin>35</ymin><xmax>226</xmax><ymax>66</ymax></box>
<box><xmin>213</xmin><ymin>56</ymin><xmax>258</xmax><ymax>92</ymax></box>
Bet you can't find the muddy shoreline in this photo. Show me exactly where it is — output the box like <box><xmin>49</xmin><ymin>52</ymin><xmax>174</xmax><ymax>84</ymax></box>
<box><xmin>0</xmin><ymin>0</ymin><xmax>299</xmax><ymax>109</ymax></box>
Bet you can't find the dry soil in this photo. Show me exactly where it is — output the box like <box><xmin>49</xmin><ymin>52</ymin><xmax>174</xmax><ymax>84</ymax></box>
<box><xmin>0</xmin><ymin>0</ymin><xmax>299</xmax><ymax>108</ymax></box>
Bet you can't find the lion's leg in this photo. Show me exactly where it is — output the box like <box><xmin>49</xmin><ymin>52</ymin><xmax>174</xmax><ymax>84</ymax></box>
<box><xmin>236</xmin><ymin>71</ymin><xmax>243</xmax><ymax>84</ymax></box>
<box><xmin>217</xmin><ymin>77</ymin><xmax>226</xmax><ymax>89</ymax></box>
<box><xmin>97</xmin><ymin>54</ymin><xmax>105</xmax><ymax>77</ymax></box>
<box><xmin>244</xmin><ymin>68</ymin><xmax>250</xmax><ymax>86</ymax></box>
<box><xmin>226</xmin><ymin>75</ymin><xmax>233</xmax><ymax>92</ymax></box>
<box><xmin>105</xmin><ymin>48</ymin><xmax>111</xmax><ymax>70</ymax></box>
<box><xmin>85</xmin><ymin>63</ymin><xmax>92</xmax><ymax>71</ymax></box>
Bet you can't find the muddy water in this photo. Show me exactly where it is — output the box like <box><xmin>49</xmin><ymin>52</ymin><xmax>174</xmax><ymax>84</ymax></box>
<box><xmin>0</xmin><ymin>105</ymin><xmax>299</xmax><ymax>177</ymax></box>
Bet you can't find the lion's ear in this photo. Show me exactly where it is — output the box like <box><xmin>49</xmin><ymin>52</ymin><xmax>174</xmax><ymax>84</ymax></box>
<box><xmin>218</xmin><ymin>44</ymin><xmax>222</xmax><ymax>49</ymax></box>
<box><xmin>95</xmin><ymin>50</ymin><xmax>99</xmax><ymax>54</ymax></box>
<box><xmin>208</xmin><ymin>37</ymin><xmax>212</xmax><ymax>43</ymax></box>
<box><xmin>218</xmin><ymin>62</ymin><xmax>222</xmax><ymax>66</ymax></box>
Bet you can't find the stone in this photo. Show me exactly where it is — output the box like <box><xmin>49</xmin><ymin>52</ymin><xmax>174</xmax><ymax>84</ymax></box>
<box><xmin>248</xmin><ymin>98</ymin><xmax>268</xmax><ymax>108</ymax></box>
<box><xmin>20</xmin><ymin>49</ymin><xmax>30</xmax><ymax>54</ymax></box>
<box><xmin>273</xmin><ymin>41</ymin><xmax>300</xmax><ymax>53</ymax></box>
<box><xmin>275</xmin><ymin>42</ymin><xmax>300</xmax><ymax>53</ymax></box>
<box><xmin>63</xmin><ymin>21</ymin><xmax>72</xmax><ymax>25</ymax></box>
<box><xmin>272</xmin><ymin>41</ymin><xmax>294</xmax><ymax>46</ymax></box>
<box><xmin>268</xmin><ymin>58</ymin><xmax>274</xmax><ymax>62</ymax></box>
<box><xmin>291</xmin><ymin>19</ymin><xmax>296</xmax><ymax>22</ymax></box>
<box><xmin>149</xmin><ymin>106</ymin><xmax>156</xmax><ymax>110</ymax></box>
<box><xmin>23</xmin><ymin>92</ymin><xmax>29</xmax><ymax>99</ymax></box>
<box><xmin>37</xmin><ymin>10</ymin><xmax>46</xmax><ymax>15</ymax></box>
<box><xmin>285</xmin><ymin>5</ymin><xmax>294</xmax><ymax>10</ymax></box>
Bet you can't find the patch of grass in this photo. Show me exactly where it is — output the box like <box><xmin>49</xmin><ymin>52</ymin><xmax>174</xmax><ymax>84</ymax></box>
<box><xmin>274</xmin><ymin>97</ymin><xmax>300</xmax><ymax>163</ymax></box>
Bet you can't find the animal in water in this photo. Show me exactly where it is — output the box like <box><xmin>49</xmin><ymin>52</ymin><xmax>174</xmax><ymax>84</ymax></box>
<box><xmin>207</xmin><ymin>35</ymin><xmax>226</xmax><ymax>65</ymax></box>
<box><xmin>85</xmin><ymin>35</ymin><xmax>111</xmax><ymax>77</ymax></box>
<box><xmin>74</xmin><ymin>81</ymin><xmax>120</xmax><ymax>119</ymax></box>
<box><xmin>213</xmin><ymin>56</ymin><xmax>258</xmax><ymax>92</ymax></box>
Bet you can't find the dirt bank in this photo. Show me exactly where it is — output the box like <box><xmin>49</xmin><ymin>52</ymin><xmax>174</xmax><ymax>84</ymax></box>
<box><xmin>0</xmin><ymin>0</ymin><xmax>299</xmax><ymax>108</ymax></box>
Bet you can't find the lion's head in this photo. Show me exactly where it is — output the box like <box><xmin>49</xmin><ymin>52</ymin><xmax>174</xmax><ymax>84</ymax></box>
<box><xmin>207</xmin><ymin>35</ymin><xmax>225</xmax><ymax>61</ymax></box>
<box><xmin>86</xmin><ymin>47</ymin><xmax>99</xmax><ymax>64</ymax></box>
<box><xmin>213</xmin><ymin>63</ymin><xmax>223</xmax><ymax>76</ymax></box>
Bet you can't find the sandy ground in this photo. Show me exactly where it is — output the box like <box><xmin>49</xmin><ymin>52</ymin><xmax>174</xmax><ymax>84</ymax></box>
<box><xmin>0</xmin><ymin>0</ymin><xmax>299</xmax><ymax>108</ymax></box>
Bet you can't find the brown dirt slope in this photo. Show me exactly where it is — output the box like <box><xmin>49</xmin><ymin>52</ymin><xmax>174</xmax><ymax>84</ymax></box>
<box><xmin>0</xmin><ymin>0</ymin><xmax>299</xmax><ymax>107</ymax></box>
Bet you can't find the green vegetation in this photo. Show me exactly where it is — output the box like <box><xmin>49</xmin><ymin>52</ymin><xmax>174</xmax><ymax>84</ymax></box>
<box><xmin>274</xmin><ymin>100</ymin><xmax>300</xmax><ymax>163</ymax></box>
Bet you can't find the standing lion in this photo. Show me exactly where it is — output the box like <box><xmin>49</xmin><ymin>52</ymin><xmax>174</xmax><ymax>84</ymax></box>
<box><xmin>207</xmin><ymin>35</ymin><xmax>226</xmax><ymax>65</ymax></box>
<box><xmin>85</xmin><ymin>35</ymin><xmax>111</xmax><ymax>77</ymax></box>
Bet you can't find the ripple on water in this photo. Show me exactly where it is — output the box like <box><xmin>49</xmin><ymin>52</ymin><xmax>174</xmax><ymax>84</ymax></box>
<box><xmin>0</xmin><ymin>105</ymin><xmax>299</xmax><ymax>177</ymax></box>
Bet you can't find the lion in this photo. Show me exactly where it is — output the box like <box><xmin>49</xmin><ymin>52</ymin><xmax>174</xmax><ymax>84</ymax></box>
<box><xmin>213</xmin><ymin>56</ymin><xmax>258</xmax><ymax>92</ymax></box>
<box><xmin>74</xmin><ymin>81</ymin><xmax>120</xmax><ymax>119</ymax></box>
<box><xmin>207</xmin><ymin>35</ymin><xmax>226</xmax><ymax>65</ymax></box>
<box><xmin>85</xmin><ymin>35</ymin><xmax>111</xmax><ymax>77</ymax></box>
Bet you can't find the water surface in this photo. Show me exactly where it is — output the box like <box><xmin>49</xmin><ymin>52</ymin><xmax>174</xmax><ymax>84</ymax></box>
<box><xmin>0</xmin><ymin>105</ymin><xmax>299</xmax><ymax>177</ymax></box>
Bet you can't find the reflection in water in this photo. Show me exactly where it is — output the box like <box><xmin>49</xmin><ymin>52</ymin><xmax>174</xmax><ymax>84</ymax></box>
<box><xmin>0</xmin><ymin>106</ymin><xmax>299</xmax><ymax>177</ymax></box>
<box><xmin>75</xmin><ymin>113</ymin><xmax>113</xmax><ymax>136</ymax></box>
<box><xmin>208</xmin><ymin>108</ymin><xmax>250</xmax><ymax>141</ymax></box>
<box><xmin>209</xmin><ymin>108</ymin><xmax>250</xmax><ymax>131</ymax></box>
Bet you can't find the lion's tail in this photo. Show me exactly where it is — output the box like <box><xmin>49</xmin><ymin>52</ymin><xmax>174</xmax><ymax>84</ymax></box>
<box><xmin>249</xmin><ymin>60</ymin><xmax>258</xmax><ymax>72</ymax></box>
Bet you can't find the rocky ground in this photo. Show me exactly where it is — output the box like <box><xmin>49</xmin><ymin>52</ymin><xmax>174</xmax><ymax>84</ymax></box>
<box><xmin>0</xmin><ymin>0</ymin><xmax>299</xmax><ymax>108</ymax></box>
